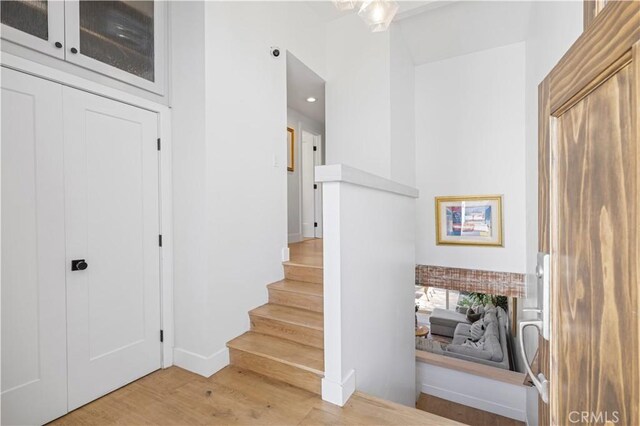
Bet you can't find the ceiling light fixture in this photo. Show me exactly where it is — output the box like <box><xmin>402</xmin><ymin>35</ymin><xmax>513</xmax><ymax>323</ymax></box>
<box><xmin>358</xmin><ymin>0</ymin><xmax>399</xmax><ymax>33</ymax></box>
<box><xmin>332</xmin><ymin>0</ymin><xmax>356</xmax><ymax>11</ymax></box>
<box><xmin>306</xmin><ymin>97</ymin><xmax>317</xmax><ymax>103</ymax></box>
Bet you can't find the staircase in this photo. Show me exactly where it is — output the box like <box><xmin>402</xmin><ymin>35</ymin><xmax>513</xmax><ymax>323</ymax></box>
<box><xmin>226</xmin><ymin>240</ymin><xmax>324</xmax><ymax>394</ymax></box>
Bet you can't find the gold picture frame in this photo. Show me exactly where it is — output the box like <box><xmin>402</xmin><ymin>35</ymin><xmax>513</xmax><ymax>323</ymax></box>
<box><xmin>287</xmin><ymin>127</ymin><xmax>295</xmax><ymax>172</ymax></box>
<box><xmin>435</xmin><ymin>195</ymin><xmax>503</xmax><ymax>246</ymax></box>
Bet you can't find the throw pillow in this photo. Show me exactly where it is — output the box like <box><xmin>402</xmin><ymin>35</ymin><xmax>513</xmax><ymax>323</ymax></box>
<box><xmin>462</xmin><ymin>339</ymin><xmax>484</xmax><ymax>349</ymax></box>
<box><xmin>466</xmin><ymin>308</ymin><xmax>482</xmax><ymax>322</ymax></box>
<box><xmin>469</xmin><ymin>319</ymin><xmax>485</xmax><ymax>341</ymax></box>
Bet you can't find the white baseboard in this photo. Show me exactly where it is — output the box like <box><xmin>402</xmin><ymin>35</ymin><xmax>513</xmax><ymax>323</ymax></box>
<box><xmin>282</xmin><ymin>246</ymin><xmax>290</xmax><ymax>262</ymax></box>
<box><xmin>322</xmin><ymin>369</ymin><xmax>356</xmax><ymax>407</ymax></box>
<box><xmin>173</xmin><ymin>347</ymin><xmax>229</xmax><ymax>378</ymax></box>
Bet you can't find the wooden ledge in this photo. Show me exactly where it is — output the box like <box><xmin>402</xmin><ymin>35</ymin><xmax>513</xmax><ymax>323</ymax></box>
<box><xmin>416</xmin><ymin>350</ymin><xmax>528</xmax><ymax>387</ymax></box>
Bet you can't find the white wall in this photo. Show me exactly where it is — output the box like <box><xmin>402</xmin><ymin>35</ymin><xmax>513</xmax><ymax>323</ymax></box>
<box><xmin>415</xmin><ymin>42</ymin><xmax>527</xmax><ymax>273</ymax></box>
<box><xmin>390</xmin><ymin>25</ymin><xmax>416</xmax><ymax>187</ymax></box>
<box><xmin>170</xmin><ymin>1</ymin><xmax>210</xmax><ymax>361</ymax></box>
<box><xmin>521</xmin><ymin>2</ymin><xmax>582</xmax><ymax>424</ymax></box>
<box><xmin>325</xmin><ymin>14</ymin><xmax>391</xmax><ymax>178</ymax></box>
<box><xmin>171</xmin><ymin>1</ymin><xmax>327</xmax><ymax>376</ymax></box>
<box><xmin>325</xmin><ymin>17</ymin><xmax>415</xmax><ymax>187</ymax></box>
<box><xmin>319</xmin><ymin>165</ymin><xmax>417</xmax><ymax>407</ymax></box>
<box><xmin>287</xmin><ymin>107</ymin><xmax>324</xmax><ymax>243</ymax></box>
<box><xmin>417</xmin><ymin>362</ymin><xmax>527</xmax><ymax>421</ymax></box>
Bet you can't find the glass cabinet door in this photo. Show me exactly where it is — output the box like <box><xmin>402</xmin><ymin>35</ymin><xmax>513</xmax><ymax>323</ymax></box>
<box><xmin>0</xmin><ymin>0</ymin><xmax>65</xmax><ymax>58</ymax></box>
<box><xmin>65</xmin><ymin>0</ymin><xmax>165</xmax><ymax>94</ymax></box>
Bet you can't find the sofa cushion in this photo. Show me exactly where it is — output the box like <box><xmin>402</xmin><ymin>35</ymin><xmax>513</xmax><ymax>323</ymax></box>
<box><xmin>454</xmin><ymin>323</ymin><xmax>472</xmax><ymax>337</ymax></box>
<box><xmin>429</xmin><ymin>308</ymin><xmax>470</xmax><ymax>328</ymax></box>
<box><xmin>483</xmin><ymin>311</ymin><xmax>498</xmax><ymax>326</ymax></box>
<box><xmin>497</xmin><ymin>306</ymin><xmax>508</xmax><ymax>323</ymax></box>
<box><xmin>452</xmin><ymin>334</ymin><xmax>468</xmax><ymax>345</ymax></box>
<box><xmin>484</xmin><ymin>334</ymin><xmax>503</xmax><ymax>362</ymax></box>
<box><xmin>446</xmin><ymin>343</ymin><xmax>493</xmax><ymax>361</ymax></box>
<box><xmin>484</xmin><ymin>321</ymin><xmax>499</xmax><ymax>338</ymax></box>
<box><xmin>469</xmin><ymin>319</ymin><xmax>485</xmax><ymax>341</ymax></box>
<box><xmin>462</xmin><ymin>339</ymin><xmax>483</xmax><ymax>349</ymax></box>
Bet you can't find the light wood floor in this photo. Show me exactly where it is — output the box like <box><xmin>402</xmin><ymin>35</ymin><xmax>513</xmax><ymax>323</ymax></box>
<box><xmin>416</xmin><ymin>394</ymin><xmax>524</xmax><ymax>426</ymax></box>
<box><xmin>288</xmin><ymin>238</ymin><xmax>323</xmax><ymax>267</ymax></box>
<box><xmin>50</xmin><ymin>366</ymin><xmax>460</xmax><ymax>425</ymax></box>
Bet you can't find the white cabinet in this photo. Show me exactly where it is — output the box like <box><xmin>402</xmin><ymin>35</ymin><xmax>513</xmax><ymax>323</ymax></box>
<box><xmin>0</xmin><ymin>0</ymin><xmax>65</xmax><ymax>58</ymax></box>
<box><xmin>1</xmin><ymin>68</ymin><xmax>162</xmax><ymax>425</ymax></box>
<box><xmin>1</xmin><ymin>0</ymin><xmax>165</xmax><ymax>94</ymax></box>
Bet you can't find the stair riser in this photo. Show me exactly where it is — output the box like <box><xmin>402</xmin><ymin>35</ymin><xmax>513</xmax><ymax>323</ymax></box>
<box><xmin>283</xmin><ymin>264</ymin><xmax>323</xmax><ymax>284</ymax></box>
<box><xmin>250</xmin><ymin>315</ymin><xmax>324</xmax><ymax>349</ymax></box>
<box><xmin>229</xmin><ymin>348</ymin><xmax>321</xmax><ymax>395</ymax></box>
<box><xmin>268</xmin><ymin>288</ymin><xmax>323</xmax><ymax>313</ymax></box>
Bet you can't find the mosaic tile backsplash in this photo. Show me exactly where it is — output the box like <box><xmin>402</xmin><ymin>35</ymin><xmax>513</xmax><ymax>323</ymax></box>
<box><xmin>415</xmin><ymin>264</ymin><xmax>526</xmax><ymax>298</ymax></box>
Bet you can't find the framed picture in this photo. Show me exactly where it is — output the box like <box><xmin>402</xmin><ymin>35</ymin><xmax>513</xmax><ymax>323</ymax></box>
<box><xmin>287</xmin><ymin>127</ymin><xmax>295</xmax><ymax>172</ymax></box>
<box><xmin>435</xmin><ymin>195</ymin><xmax>503</xmax><ymax>246</ymax></box>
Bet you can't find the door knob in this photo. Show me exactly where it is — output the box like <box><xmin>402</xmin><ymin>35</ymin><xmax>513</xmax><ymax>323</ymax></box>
<box><xmin>71</xmin><ymin>259</ymin><xmax>88</xmax><ymax>271</ymax></box>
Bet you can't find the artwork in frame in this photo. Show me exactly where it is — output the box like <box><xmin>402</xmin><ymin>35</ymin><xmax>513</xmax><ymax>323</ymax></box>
<box><xmin>287</xmin><ymin>127</ymin><xmax>295</xmax><ymax>172</ymax></box>
<box><xmin>435</xmin><ymin>195</ymin><xmax>503</xmax><ymax>246</ymax></box>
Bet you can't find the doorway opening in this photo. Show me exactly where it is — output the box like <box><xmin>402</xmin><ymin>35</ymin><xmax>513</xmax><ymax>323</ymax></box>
<box><xmin>286</xmin><ymin>52</ymin><xmax>325</xmax><ymax>244</ymax></box>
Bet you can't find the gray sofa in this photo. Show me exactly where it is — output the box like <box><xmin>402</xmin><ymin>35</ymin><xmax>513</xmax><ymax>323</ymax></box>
<box><xmin>419</xmin><ymin>305</ymin><xmax>511</xmax><ymax>370</ymax></box>
<box><xmin>429</xmin><ymin>308</ymin><xmax>470</xmax><ymax>337</ymax></box>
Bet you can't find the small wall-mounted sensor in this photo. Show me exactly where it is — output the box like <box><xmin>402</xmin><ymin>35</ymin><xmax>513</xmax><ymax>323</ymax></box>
<box><xmin>270</xmin><ymin>47</ymin><xmax>281</xmax><ymax>58</ymax></box>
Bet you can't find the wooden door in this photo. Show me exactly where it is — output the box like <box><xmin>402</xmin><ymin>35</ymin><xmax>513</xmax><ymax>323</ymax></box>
<box><xmin>63</xmin><ymin>86</ymin><xmax>162</xmax><ymax>410</ymax></box>
<box><xmin>1</xmin><ymin>68</ymin><xmax>68</xmax><ymax>425</ymax></box>
<box><xmin>538</xmin><ymin>1</ymin><xmax>639</xmax><ymax>424</ymax></box>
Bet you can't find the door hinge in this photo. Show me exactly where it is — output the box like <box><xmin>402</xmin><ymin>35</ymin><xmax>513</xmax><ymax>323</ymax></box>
<box><xmin>314</xmin><ymin>184</ymin><xmax>317</xmax><ymax>189</ymax></box>
<box><xmin>160</xmin><ymin>330</ymin><xmax>164</xmax><ymax>342</ymax></box>
<box><xmin>157</xmin><ymin>138</ymin><xmax>161</xmax><ymax>151</ymax></box>
<box><xmin>159</xmin><ymin>234</ymin><xmax>163</xmax><ymax>247</ymax></box>
<box><xmin>313</xmin><ymin>146</ymin><xmax>317</xmax><ymax>152</ymax></box>
<box><xmin>314</xmin><ymin>222</ymin><xmax>318</xmax><ymax>228</ymax></box>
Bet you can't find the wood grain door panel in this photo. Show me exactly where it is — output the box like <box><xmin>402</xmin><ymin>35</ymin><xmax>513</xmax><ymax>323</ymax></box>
<box><xmin>552</xmin><ymin>62</ymin><xmax>637</xmax><ymax>424</ymax></box>
<box><xmin>537</xmin><ymin>1</ymin><xmax>639</xmax><ymax>424</ymax></box>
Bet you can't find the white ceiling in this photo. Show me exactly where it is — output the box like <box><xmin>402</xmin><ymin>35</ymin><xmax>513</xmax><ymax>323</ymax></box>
<box><xmin>398</xmin><ymin>1</ymin><xmax>533</xmax><ymax>65</ymax></box>
<box><xmin>287</xmin><ymin>52</ymin><xmax>326</xmax><ymax>124</ymax></box>
<box><xmin>304</xmin><ymin>1</ymin><xmax>437</xmax><ymax>24</ymax></box>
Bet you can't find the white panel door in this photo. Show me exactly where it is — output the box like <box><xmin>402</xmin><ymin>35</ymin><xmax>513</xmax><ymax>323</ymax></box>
<box><xmin>63</xmin><ymin>87</ymin><xmax>161</xmax><ymax>410</ymax></box>
<box><xmin>313</xmin><ymin>134</ymin><xmax>323</xmax><ymax>238</ymax></box>
<box><xmin>1</xmin><ymin>68</ymin><xmax>68</xmax><ymax>425</ymax></box>
<box><xmin>301</xmin><ymin>131</ymin><xmax>316</xmax><ymax>238</ymax></box>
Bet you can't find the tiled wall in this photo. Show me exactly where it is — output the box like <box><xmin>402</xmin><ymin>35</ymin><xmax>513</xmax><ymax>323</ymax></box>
<box><xmin>415</xmin><ymin>264</ymin><xmax>526</xmax><ymax>298</ymax></box>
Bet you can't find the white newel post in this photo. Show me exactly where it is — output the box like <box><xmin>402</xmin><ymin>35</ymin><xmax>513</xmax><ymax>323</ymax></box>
<box><xmin>316</xmin><ymin>164</ymin><xmax>419</xmax><ymax>407</ymax></box>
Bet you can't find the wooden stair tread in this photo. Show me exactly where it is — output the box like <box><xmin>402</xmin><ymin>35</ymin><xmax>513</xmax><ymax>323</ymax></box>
<box><xmin>268</xmin><ymin>279</ymin><xmax>323</xmax><ymax>295</ymax></box>
<box><xmin>227</xmin><ymin>332</ymin><xmax>324</xmax><ymax>375</ymax></box>
<box><xmin>250</xmin><ymin>304</ymin><xmax>323</xmax><ymax>330</ymax></box>
<box><xmin>283</xmin><ymin>261</ymin><xmax>323</xmax><ymax>269</ymax></box>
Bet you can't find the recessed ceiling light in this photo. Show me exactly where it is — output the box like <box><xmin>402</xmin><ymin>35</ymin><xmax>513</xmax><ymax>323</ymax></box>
<box><xmin>306</xmin><ymin>97</ymin><xmax>317</xmax><ymax>103</ymax></box>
